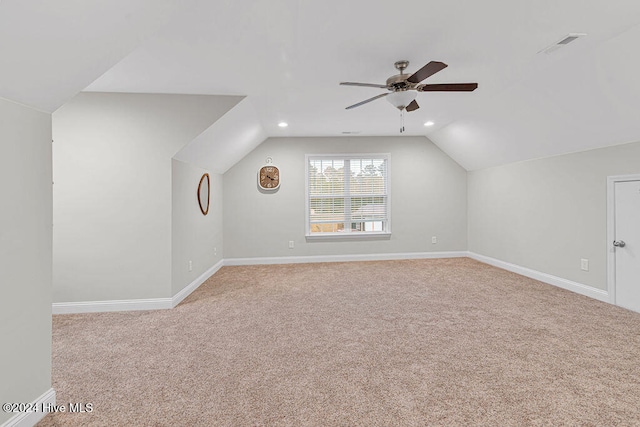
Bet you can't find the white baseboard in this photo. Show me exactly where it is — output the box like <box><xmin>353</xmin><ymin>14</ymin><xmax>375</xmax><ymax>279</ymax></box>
<box><xmin>224</xmin><ymin>251</ymin><xmax>468</xmax><ymax>266</ymax></box>
<box><xmin>1</xmin><ymin>388</ymin><xmax>55</xmax><ymax>427</ymax></box>
<box><xmin>52</xmin><ymin>298</ymin><xmax>173</xmax><ymax>314</ymax></box>
<box><xmin>468</xmin><ymin>252</ymin><xmax>610</xmax><ymax>303</ymax></box>
<box><xmin>55</xmin><ymin>252</ymin><xmax>607</xmax><ymax>313</ymax></box>
<box><xmin>172</xmin><ymin>259</ymin><xmax>224</xmax><ymax>307</ymax></box>
<box><xmin>52</xmin><ymin>260</ymin><xmax>226</xmax><ymax>314</ymax></box>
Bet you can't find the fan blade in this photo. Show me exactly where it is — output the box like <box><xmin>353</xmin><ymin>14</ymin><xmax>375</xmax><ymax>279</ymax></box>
<box><xmin>419</xmin><ymin>83</ymin><xmax>478</xmax><ymax>92</ymax></box>
<box><xmin>407</xmin><ymin>61</ymin><xmax>448</xmax><ymax>83</ymax></box>
<box><xmin>340</xmin><ymin>82</ymin><xmax>388</xmax><ymax>89</ymax></box>
<box><xmin>405</xmin><ymin>100</ymin><xmax>420</xmax><ymax>112</ymax></box>
<box><xmin>345</xmin><ymin>93</ymin><xmax>389</xmax><ymax>110</ymax></box>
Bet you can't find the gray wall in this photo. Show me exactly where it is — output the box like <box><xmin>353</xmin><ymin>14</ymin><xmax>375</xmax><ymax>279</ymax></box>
<box><xmin>223</xmin><ymin>136</ymin><xmax>467</xmax><ymax>259</ymax></box>
<box><xmin>0</xmin><ymin>98</ymin><xmax>52</xmax><ymax>424</ymax></box>
<box><xmin>468</xmin><ymin>140</ymin><xmax>640</xmax><ymax>290</ymax></box>
<box><xmin>171</xmin><ymin>159</ymin><xmax>224</xmax><ymax>296</ymax></box>
<box><xmin>52</xmin><ymin>92</ymin><xmax>239</xmax><ymax>302</ymax></box>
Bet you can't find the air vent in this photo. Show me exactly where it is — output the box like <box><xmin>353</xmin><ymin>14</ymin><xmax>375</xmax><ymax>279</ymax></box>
<box><xmin>341</xmin><ymin>131</ymin><xmax>361</xmax><ymax>135</ymax></box>
<box><xmin>557</xmin><ymin>35</ymin><xmax>580</xmax><ymax>45</ymax></box>
<box><xmin>538</xmin><ymin>33</ymin><xmax>586</xmax><ymax>54</ymax></box>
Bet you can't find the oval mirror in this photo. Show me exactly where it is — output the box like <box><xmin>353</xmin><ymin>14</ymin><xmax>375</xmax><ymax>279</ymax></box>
<box><xmin>197</xmin><ymin>173</ymin><xmax>210</xmax><ymax>215</ymax></box>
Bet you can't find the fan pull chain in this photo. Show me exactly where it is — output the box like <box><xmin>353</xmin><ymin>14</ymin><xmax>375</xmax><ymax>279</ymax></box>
<box><xmin>399</xmin><ymin>109</ymin><xmax>405</xmax><ymax>133</ymax></box>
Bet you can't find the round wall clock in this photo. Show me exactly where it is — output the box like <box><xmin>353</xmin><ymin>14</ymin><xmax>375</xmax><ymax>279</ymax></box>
<box><xmin>258</xmin><ymin>157</ymin><xmax>280</xmax><ymax>190</ymax></box>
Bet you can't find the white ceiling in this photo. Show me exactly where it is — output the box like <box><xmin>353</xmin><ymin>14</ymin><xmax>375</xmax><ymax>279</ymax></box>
<box><xmin>0</xmin><ymin>0</ymin><xmax>182</xmax><ymax>112</ymax></box>
<box><xmin>3</xmin><ymin>1</ymin><xmax>640</xmax><ymax>170</ymax></box>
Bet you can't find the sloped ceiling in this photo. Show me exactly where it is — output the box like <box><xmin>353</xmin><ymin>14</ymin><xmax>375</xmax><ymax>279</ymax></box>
<box><xmin>174</xmin><ymin>98</ymin><xmax>267</xmax><ymax>174</ymax></box>
<box><xmin>3</xmin><ymin>1</ymin><xmax>640</xmax><ymax>170</ymax></box>
<box><xmin>0</xmin><ymin>0</ymin><xmax>182</xmax><ymax>112</ymax></box>
<box><xmin>432</xmin><ymin>21</ymin><xmax>640</xmax><ymax>170</ymax></box>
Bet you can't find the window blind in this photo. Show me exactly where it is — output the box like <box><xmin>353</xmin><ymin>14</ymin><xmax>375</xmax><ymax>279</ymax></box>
<box><xmin>306</xmin><ymin>154</ymin><xmax>389</xmax><ymax>235</ymax></box>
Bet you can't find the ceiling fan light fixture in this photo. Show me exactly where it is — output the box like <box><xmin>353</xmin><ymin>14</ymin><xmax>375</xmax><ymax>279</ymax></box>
<box><xmin>386</xmin><ymin>90</ymin><xmax>417</xmax><ymax>110</ymax></box>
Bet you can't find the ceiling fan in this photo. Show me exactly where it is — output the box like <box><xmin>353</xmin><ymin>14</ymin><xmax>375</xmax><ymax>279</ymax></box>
<box><xmin>341</xmin><ymin>60</ymin><xmax>478</xmax><ymax>112</ymax></box>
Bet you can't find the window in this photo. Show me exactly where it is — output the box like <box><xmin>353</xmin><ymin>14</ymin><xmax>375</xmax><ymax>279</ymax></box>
<box><xmin>306</xmin><ymin>154</ymin><xmax>390</xmax><ymax>238</ymax></box>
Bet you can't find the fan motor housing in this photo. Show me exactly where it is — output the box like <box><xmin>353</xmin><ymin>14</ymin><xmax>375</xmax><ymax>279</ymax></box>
<box><xmin>386</xmin><ymin>74</ymin><xmax>413</xmax><ymax>90</ymax></box>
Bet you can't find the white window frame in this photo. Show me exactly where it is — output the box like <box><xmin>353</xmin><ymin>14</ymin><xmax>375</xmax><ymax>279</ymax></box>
<box><xmin>305</xmin><ymin>153</ymin><xmax>391</xmax><ymax>240</ymax></box>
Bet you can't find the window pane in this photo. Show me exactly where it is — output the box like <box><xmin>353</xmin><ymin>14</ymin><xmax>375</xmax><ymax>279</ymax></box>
<box><xmin>351</xmin><ymin>196</ymin><xmax>387</xmax><ymax>221</ymax></box>
<box><xmin>350</xmin><ymin>221</ymin><xmax>384</xmax><ymax>232</ymax></box>
<box><xmin>350</xmin><ymin>159</ymin><xmax>386</xmax><ymax>195</ymax></box>
<box><xmin>309</xmin><ymin>159</ymin><xmax>345</xmax><ymax>196</ymax></box>
<box><xmin>307</xmin><ymin>155</ymin><xmax>389</xmax><ymax>235</ymax></box>
<box><xmin>311</xmin><ymin>223</ymin><xmax>345</xmax><ymax>233</ymax></box>
<box><xmin>310</xmin><ymin>197</ymin><xmax>345</xmax><ymax>222</ymax></box>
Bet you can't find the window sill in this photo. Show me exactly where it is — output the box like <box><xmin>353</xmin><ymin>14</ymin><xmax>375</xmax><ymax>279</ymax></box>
<box><xmin>305</xmin><ymin>232</ymin><xmax>391</xmax><ymax>242</ymax></box>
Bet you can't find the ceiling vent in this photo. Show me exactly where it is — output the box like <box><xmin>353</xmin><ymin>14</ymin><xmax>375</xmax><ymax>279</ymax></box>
<box><xmin>538</xmin><ymin>33</ymin><xmax>586</xmax><ymax>54</ymax></box>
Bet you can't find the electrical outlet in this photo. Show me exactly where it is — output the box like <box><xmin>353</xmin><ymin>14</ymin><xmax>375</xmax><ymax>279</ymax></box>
<box><xmin>581</xmin><ymin>259</ymin><xmax>589</xmax><ymax>271</ymax></box>
<box><xmin>188</xmin><ymin>260</ymin><xmax>193</xmax><ymax>272</ymax></box>
<box><xmin>288</xmin><ymin>240</ymin><xmax>294</xmax><ymax>249</ymax></box>
<box><xmin>432</xmin><ymin>236</ymin><xmax>437</xmax><ymax>244</ymax></box>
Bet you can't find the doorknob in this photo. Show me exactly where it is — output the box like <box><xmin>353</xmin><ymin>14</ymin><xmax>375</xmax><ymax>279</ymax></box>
<box><xmin>613</xmin><ymin>240</ymin><xmax>626</xmax><ymax>248</ymax></box>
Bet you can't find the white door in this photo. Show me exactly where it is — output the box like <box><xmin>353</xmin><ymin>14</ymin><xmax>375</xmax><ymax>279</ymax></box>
<box><xmin>614</xmin><ymin>180</ymin><xmax>640</xmax><ymax>312</ymax></box>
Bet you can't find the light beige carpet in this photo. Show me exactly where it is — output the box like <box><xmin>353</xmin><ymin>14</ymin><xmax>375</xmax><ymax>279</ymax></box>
<box><xmin>38</xmin><ymin>258</ymin><xmax>640</xmax><ymax>426</ymax></box>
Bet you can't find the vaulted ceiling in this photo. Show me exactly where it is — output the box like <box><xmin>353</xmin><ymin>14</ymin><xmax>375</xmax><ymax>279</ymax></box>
<box><xmin>2</xmin><ymin>0</ymin><xmax>640</xmax><ymax>170</ymax></box>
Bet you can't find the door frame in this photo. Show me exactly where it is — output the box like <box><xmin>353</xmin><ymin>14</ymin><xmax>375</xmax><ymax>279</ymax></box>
<box><xmin>606</xmin><ymin>173</ymin><xmax>640</xmax><ymax>306</ymax></box>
